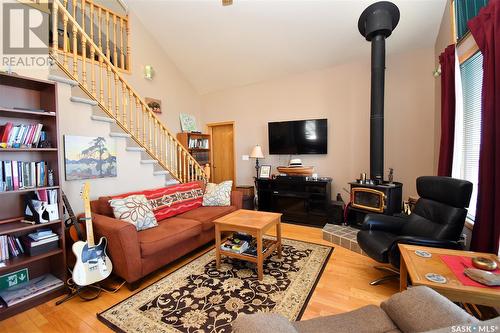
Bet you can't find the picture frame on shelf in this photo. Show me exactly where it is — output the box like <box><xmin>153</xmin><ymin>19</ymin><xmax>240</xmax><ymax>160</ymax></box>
<box><xmin>179</xmin><ymin>113</ymin><xmax>198</xmax><ymax>132</ymax></box>
<box><xmin>258</xmin><ymin>165</ymin><xmax>271</xmax><ymax>179</ymax></box>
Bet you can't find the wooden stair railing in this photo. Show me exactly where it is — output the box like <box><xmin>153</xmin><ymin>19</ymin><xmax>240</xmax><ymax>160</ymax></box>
<box><xmin>50</xmin><ymin>0</ymin><xmax>209</xmax><ymax>183</ymax></box>
<box><xmin>60</xmin><ymin>0</ymin><xmax>131</xmax><ymax>72</ymax></box>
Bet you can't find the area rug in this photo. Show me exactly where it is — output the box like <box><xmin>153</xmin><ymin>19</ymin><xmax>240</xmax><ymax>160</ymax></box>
<box><xmin>98</xmin><ymin>238</ymin><xmax>333</xmax><ymax>333</ymax></box>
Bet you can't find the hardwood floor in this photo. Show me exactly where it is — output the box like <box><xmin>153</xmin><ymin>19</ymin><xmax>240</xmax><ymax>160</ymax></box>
<box><xmin>0</xmin><ymin>223</ymin><xmax>398</xmax><ymax>332</ymax></box>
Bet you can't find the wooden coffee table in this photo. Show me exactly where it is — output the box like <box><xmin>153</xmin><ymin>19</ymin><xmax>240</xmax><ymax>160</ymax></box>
<box><xmin>213</xmin><ymin>209</ymin><xmax>282</xmax><ymax>280</ymax></box>
<box><xmin>399</xmin><ymin>244</ymin><xmax>500</xmax><ymax>307</ymax></box>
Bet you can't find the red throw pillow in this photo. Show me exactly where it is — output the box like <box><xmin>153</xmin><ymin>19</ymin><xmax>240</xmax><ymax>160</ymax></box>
<box><xmin>111</xmin><ymin>182</ymin><xmax>204</xmax><ymax>221</ymax></box>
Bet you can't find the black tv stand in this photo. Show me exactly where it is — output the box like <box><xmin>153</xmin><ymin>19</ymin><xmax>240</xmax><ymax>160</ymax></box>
<box><xmin>256</xmin><ymin>176</ymin><xmax>332</xmax><ymax>227</ymax></box>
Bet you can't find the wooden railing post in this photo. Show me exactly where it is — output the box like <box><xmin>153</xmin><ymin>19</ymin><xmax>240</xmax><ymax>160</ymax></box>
<box><xmin>51</xmin><ymin>2</ymin><xmax>58</xmax><ymax>58</ymax></box>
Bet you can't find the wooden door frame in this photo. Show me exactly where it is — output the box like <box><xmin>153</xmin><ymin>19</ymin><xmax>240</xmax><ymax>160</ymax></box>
<box><xmin>206</xmin><ymin>121</ymin><xmax>236</xmax><ymax>185</ymax></box>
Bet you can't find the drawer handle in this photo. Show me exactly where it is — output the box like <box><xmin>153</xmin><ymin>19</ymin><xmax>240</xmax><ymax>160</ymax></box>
<box><xmin>273</xmin><ymin>191</ymin><xmax>279</xmax><ymax>194</ymax></box>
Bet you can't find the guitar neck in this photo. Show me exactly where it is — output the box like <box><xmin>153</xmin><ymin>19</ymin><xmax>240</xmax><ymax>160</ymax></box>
<box><xmin>83</xmin><ymin>196</ymin><xmax>95</xmax><ymax>247</ymax></box>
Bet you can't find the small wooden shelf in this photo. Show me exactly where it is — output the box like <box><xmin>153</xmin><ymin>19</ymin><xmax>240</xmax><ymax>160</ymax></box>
<box><xmin>0</xmin><ymin>248</ymin><xmax>63</xmax><ymax>274</ymax></box>
<box><xmin>0</xmin><ymin>285</ymin><xmax>66</xmax><ymax>321</ymax></box>
<box><xmin>219</xmin><ymin>239</ymin><xmax>279</xmax><ymax>263</ymax></box>
<box><xmin>190</xmin><ymin>148</ymin><xmax>210</xmax><ymax>152</ymax></box>
<box><xmin>0</xmin><ymin>219</ymin><xmax>62</xmax><ymax>235</ymax></box>
<box><xmin>0</xmin><ymin>186</ymin><xmax>59</xmax><ymax>196</ymax></box>
<box><xmin>0</xmin><ymin>148</ymin><xmax>58</xmax><ymax>152</ymax></box>
<box><xmin>0</xmin><ymin>107</ymin><xmax>56</xmax><ymax>118</ymax></box>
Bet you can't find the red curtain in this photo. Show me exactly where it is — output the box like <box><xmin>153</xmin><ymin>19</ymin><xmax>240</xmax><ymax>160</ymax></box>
<box><xmin>437</xmin><ymin>45</ymin><xmax>456</xmax><ymax>177</ymax></box>
<box><xmin>469</xmin><ymin>0</ymin><xmax>500</xmax><ymax>254</ymax></box>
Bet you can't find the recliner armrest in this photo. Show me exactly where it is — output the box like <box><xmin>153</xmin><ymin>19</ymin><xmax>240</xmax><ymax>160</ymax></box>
<box><xmin>362</xmin><ymin>214</ymin><xmax>407</xmax><ymax>233</ymax></box>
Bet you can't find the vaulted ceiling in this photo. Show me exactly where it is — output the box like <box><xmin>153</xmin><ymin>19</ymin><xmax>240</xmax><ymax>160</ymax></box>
<box><xmin>128</xmin><ymin>0</ymin><xmax>447</xmax><ymax>94</ymax></box>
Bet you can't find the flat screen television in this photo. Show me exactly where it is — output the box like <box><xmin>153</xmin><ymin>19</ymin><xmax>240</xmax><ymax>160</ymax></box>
<box><xmin>268</xmin><ymin>119</ymin><xmax>327</xmax><ymax>155</ymax></box>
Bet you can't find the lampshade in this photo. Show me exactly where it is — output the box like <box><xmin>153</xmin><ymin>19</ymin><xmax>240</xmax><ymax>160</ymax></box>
<box><xmin>250</xmin><ymin>145</ymin><xmax>264</xmax><ymax>158</ymax></box>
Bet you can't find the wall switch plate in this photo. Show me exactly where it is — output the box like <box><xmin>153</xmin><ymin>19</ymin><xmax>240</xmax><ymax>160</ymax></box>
<box><xmin>242</xmin><ymin>155</ymin><xmax>249</xmax><ymax>161</ymax></box>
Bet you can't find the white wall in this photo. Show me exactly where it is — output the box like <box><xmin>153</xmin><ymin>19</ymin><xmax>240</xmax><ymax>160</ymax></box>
<box><xmin>201</xmin><ymin>48</ymin><xmax>437</xmax><ymax>200</ymax></box>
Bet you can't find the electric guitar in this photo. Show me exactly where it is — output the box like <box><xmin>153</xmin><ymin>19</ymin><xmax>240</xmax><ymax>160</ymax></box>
<box><xmin>72</xmin><ymin>182</ymin><xmax>113</xmax><ymax>286</ymax></box>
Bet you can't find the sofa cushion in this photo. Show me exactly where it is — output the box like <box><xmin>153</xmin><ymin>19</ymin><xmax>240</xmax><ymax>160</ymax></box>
<box><xmin>203</xmin><ymin>181</ymin><xmax>233</xmax><ymax>206</ymax></box>
<box><xmin>293</xmin><ymin>305</ymin><xmax>399</xmax><ymax>333</ymax></box>
<box><xmin>138</xmin><ymin>217</ymin><xmax>202</xmax><ymax>257</ymax></box>
<box><xmin>177</xmin><ymin>205</ymin><xmax>237</xmax><ymax>230</ymax></box>
<box><xmin>381</xmin><ymin>286</ymin><xmax>479</xmax><ymax>333</ymax></box>
<box><xmin>110</xmin><ymin>182</ymin><xmax>204</xmax><ymax>221</ymax></box>
<box><xmin>109</xmin><ymin>194</ymin><xmax>158</xmax><ymax>231</ymax></box>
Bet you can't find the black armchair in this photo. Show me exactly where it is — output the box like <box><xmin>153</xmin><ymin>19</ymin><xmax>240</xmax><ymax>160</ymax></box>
<box><xmin>357</xmin><ymin>176</ymin><xmax>473</xmax><ymax>285</ymax></box>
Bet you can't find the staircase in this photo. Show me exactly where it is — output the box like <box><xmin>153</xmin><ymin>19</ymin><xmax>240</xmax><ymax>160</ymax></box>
<box><xmin>48</xmin><ymin>0</ymin><xmax>209</xmax><ymax>183</ymax></box>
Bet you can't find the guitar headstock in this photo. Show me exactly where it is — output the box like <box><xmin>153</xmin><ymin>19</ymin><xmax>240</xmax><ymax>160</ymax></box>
<box><xmin>80</xmin><ymin>182</ymin><xmax>90</xmax><ymax>202</ymax></box>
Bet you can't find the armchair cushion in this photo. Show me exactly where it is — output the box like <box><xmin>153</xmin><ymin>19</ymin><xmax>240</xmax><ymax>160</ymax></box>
<box><xmin>293</xmin><ymin>305</ymin><xmax>398</xmax><ymax>333</ymax></box>
<box><xmin>357</xmin><ymin>230</ymin><xmax>398</xmax><ymax>263</ymax></box>
<box><xmin>232</xmin><ymin>313</ymin><xmax>298</xmax><ymax>333</ymax></box>
<box><xmin>381</xmin><ymin>286</ymin><xmax>479</xmax><ymax>333</ymax></box>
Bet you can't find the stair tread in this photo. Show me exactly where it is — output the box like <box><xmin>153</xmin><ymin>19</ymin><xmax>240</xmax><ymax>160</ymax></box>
<box><xmin>110</xmin><ymin>132</ymin><xmax>132</xmax><ymax>137</ymax></box>
<box><xmin>70</xmin><ymin>96</ymin><xmax>98</xmax><ymax>106</ymax></box>
<box><xmin>140</xmin><ymin>160</ymin><xmax>158</xmax><ymax>164</ymax></box>
<box><xmin>91</xmin><ymin>115</ymin><xmax>115</xmax><ymax>123</ymax></box>
<box><xmin>126</xmin><ymin>147</ymin><xmax>146</xmax><ymax>151</ymax></box>
<box><xmin>48</xmin><ymin>75</ymin><xmax>79</xmax><ymax>86</ymax></box>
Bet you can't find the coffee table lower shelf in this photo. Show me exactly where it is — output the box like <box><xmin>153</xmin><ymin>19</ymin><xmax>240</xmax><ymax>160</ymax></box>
<box><xmin>219</xmin><ymin>239</ymin><xmax>279</xmax><ymax>263</ymax></box>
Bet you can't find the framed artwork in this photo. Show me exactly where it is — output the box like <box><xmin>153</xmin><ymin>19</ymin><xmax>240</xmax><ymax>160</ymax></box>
<box><xmin>180</xmin><ymin>113</ymin><xmax>198</xmax><ymax>132</ymax></box>
<box><xmin>258</xmin><ymin>165</ymin><xmax>271</xmax><ymax>179</ymax></box>
<box><xmin>145</xmin><ymin>97</ymin><xmax>162</xmax><ymax>114</ymax></box>
<box><xmin>64</xmin><ymin>135</ymin><xmax>117</xmax><ymax>181</ymax></box>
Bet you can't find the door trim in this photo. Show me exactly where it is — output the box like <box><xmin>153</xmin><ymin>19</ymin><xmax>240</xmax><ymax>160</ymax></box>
<box><xmin>207</xmin><ymin>121</ymin><xmax>236</xmax><ymax>186</ymax></box>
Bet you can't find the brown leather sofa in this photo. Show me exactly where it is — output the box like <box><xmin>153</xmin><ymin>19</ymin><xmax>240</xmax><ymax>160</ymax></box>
<box><xmin>89</xmin><ymin>186</ymin><xmax>243</xmax><ymax>289</ymax></box>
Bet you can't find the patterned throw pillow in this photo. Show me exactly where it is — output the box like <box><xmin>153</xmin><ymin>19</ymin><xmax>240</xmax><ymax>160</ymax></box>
<box><xmin>110</xmin><ymin>182</ymin><xmax>204</xmax><ymax>221</ymax></box>
<box><xmin>109</xmin><ymin>194</ymin><xmax>158</xmax><ymax>231</ymax></box>
<box><xmin>202</xmin><ymin>181</ymin><xmax>233</xmax><ymax>206</ymax></box>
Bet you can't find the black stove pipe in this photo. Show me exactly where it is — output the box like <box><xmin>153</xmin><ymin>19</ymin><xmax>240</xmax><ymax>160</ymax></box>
<box><xmin>358</xmin><ymin>1</ymin><xmax>400</xmax><ymax>183</ymax></box>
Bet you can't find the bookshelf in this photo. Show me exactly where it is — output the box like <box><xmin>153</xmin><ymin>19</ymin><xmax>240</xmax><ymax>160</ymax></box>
<box><xmin>0</xmin><ymin>73</ymin><xmax>66</xmax><ymax>320</ymax></box>
<box><xmin>176</xmin><ymin>132</ymin><xmax>211</xmax><ymax>166</ymax></box>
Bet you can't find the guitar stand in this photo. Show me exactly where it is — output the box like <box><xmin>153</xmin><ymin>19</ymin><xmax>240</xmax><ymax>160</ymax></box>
<box><xmin>56</xmin><ymin>283</ymin><xmax>102</xmax><ymax>305</ymax></box>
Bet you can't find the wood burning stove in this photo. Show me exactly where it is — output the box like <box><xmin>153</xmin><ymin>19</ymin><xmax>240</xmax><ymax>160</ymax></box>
<box><xmin>350</xmin><ymin>182</ymin><xmax>402</xmax><ymax>214</ymax></box>
<box><xmin>347</xmin><ymin>1</ymin><xmax>403</xmax><ymax>226</ymax></box>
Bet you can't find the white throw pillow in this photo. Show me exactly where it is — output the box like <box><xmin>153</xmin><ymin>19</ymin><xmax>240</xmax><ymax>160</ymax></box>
<box><xmin>109</xmin><ymin>194</ymin><xmax>158</xmax><ymax>231</ymax></box>
<box><xmin>202</xmin><ymin>181</ymin><xmax>233</xmax><ymax>206</ymax></box>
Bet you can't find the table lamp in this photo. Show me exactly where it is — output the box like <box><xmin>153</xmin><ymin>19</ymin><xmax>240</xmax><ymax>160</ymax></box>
<box><xmin>250</xmin><ymin>145</ymin><xmax>264</xmax><ymax>178</ymax></box>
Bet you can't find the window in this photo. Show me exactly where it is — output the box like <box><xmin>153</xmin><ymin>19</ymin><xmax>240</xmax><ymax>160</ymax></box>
<box><xmin>454</xmin><ymin>0</ymin><xmax>489</xmax><ymax>40</ymax></box>
<box><xmin>452</xmin><ymin>52</ymin><xmax>483</xmax><ymax>221</ymax></box>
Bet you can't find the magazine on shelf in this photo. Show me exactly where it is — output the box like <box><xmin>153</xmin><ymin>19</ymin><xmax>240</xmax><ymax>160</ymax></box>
<box><xmin>0</xmin><ymin>273</ymin><xmax>63</xmax><ymax>307</ymax></box>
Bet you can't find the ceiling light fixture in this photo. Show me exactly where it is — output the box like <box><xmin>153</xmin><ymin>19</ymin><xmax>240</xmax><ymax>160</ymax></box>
<box><xmin>222</xmin><ymin>0</ymin><xmax>233</xmax><ymax>6</ymax></box>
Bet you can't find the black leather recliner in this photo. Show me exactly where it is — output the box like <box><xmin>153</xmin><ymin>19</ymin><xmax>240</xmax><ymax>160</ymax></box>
<box><xmin>357</xmin><ymin>176</ymin><xmax>473</xmax><ymax>285</ymax></box>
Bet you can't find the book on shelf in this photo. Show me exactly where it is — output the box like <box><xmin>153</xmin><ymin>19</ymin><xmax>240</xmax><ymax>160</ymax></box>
<box><xmin>0</xmin><ymin>235</ymin><xmax>25</xmax><ymax>261</ymax></box>
<box><xmin>0</xmin><ymin>160</ymin><xmax>48</xmax><ymax>192</ymax></box>
<box><xmin>0</xmin><ymin>273</ymin><xmax>63</xmax><ymax>307</ymax></box>
<box><xmin>187</xmin><ymin>137</ymin><xmax>209</xmax><ymax>149</ymax></box>
<box><xmin>0</xmin><ymin>122</ymin><xmax>44</xmax><ymax>149</ymax></box>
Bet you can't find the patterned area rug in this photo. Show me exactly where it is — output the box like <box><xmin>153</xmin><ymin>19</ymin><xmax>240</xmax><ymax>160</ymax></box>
<box><xmin>98</xmin><ymin>238</ymin><xmax>333</xmax><ymax>333</ymax></box>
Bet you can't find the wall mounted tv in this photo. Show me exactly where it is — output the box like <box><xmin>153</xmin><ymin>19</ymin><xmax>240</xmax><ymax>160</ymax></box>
<box><xmin>268</xmin><ymin>119</ymin><xmax>327</xmax><ymax>155</ymax></box>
